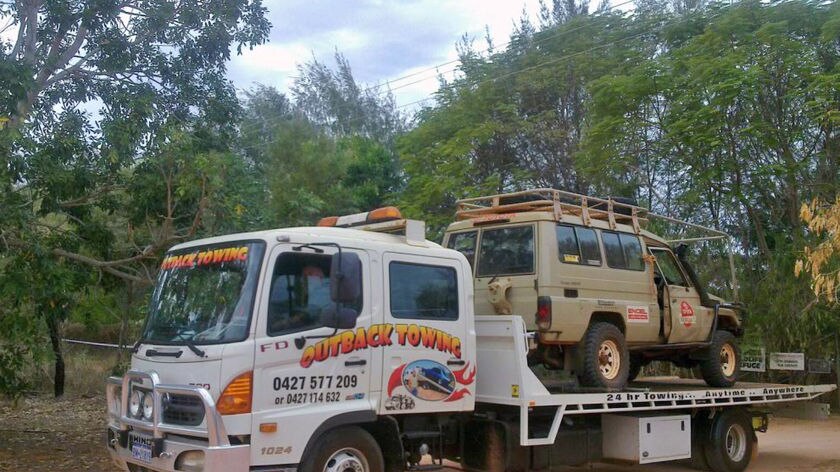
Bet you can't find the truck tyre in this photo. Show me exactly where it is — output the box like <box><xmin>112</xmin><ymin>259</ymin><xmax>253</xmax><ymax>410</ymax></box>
<box><xmin>300</xmin><ymin>426</ymin><xmax>385</xmax><ymax>472</ymax></box>
<box><xmin>688</xmin><ymin>413</ymin><xmax>711</xmax><ymax>470</ymax></box>
<box><xmin>700</xmin><ymin>331</ymin><xmax>739</xmax><ymax>388</ymax></box>
<box><xmin>703</xmin><ymin>409</ymin><xmax>755</xmax><ymax>472</ymax></box>
<box><xmin>579</xmin><ymin>322</ymin><xmax>629</xmax><ymax>390</ymax></box>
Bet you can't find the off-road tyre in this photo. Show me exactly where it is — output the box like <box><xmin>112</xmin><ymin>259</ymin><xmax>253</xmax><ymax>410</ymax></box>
<box><xmin>578</xmin><ymin>322</ymin><xmax>629</xmax><ymax>390</ymax></box>
<box><xmin>299</xmin><ymin>426</ymin><xmax>385</xmax><ymax>472</ymax></box>
<box><xmin>700</xmin><ymin>330</ymin><xmax>740</xmax><ymax>388</ymax></box>
<box><xmin>702</xmin><ymin>409</ymin><xmax>756</xmax><ymax>472</ymax></box>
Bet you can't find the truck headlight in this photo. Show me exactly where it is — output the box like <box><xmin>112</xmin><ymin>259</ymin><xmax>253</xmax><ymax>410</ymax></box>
<box><xmin>129</xmin><ymin>390</ymin><xmax>144</xmax><ymax>418</ymax></box>
<box><xmin>142</xmin><ymin>392</ymin><xmax>155</xmax><ymax>420</ymax></box>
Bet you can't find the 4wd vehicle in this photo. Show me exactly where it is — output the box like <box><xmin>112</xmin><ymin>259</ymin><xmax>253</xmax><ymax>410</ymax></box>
<box><xmin>443</xmin><ymin>188</ymin><xmax>743</xmax><ymax>390</ymax></box>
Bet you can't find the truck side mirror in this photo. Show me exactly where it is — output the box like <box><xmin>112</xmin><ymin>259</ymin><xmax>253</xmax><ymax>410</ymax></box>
<box><xmin>330</xmin><ymin>252</ymin><xmax>362</xmax><ymax>304</ymax></box>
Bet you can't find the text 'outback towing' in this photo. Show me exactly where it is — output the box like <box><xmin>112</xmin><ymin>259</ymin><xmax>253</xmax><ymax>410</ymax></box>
<box><xmin>106</xmin><ymin>205</ymin><xmax>835</xmax><ymax>472</ymax></box>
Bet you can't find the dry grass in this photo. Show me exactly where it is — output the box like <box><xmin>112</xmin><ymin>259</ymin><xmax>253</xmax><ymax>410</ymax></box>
<box><xmin>30</xmin><ymin>344</ymin><xmax>125</xmax><ymax>397</ymax></box>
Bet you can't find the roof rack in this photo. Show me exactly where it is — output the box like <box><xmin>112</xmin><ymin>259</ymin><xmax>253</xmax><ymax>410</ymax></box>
<box><xmin>455</xmin><ymin>188</ymin><xmax>728</xmax><ymax>242</ymax></box>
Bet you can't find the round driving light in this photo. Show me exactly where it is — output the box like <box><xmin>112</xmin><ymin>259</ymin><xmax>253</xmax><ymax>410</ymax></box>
<box><xmin>129</xmin><ymin>390</ymin><xmax>143</xmax><ymax>418</ymax></box>
<box><xmin>142</xmin><ymin>392</ymin><xmax>154</xmax><ymax>420</ymax></box>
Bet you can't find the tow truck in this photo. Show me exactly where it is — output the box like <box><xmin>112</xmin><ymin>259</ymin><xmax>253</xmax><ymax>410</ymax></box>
<box><xmin>106</xmin><ymin>207</ymin><xmax>836</xmax><ymax>472</ymax></box>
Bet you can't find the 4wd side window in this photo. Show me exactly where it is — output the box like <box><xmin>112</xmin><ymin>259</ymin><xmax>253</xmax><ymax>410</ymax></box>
<box><xmin>556</xmin><ymin>225</ymin><xmax>602</xmax><ymax>266</ymax></box>
<box><xmin>602</xmin><ymin>232</ymin><xmax>644</xmax><ymax>271</ymax></box>
<box><xmin>266</xmin><ymin>252</ymin><xmax>362</xmax><ymax>336</ymax></box>
<box><xmin>446</xmin><ymin>231</ymin><xmax>477</xmax><ymax>269</ymax></box>
<box><xmin>650</xmin><ymin>248</ymin><xmax>688</xmax><ymax>286</ymax></box>
<box><xmin>476</xmin><ymin>225</ymin><xmax>534</xmax><ymax>276</ymax></box>
<box><xmin>389</xmin><ymin>262</ymin><xmax>459</xmax><ymax>320</ymax></box>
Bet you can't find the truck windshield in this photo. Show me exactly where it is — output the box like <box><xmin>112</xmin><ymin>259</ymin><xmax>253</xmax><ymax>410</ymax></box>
<box><xmin>142</xmin><ymin>241</ymin><xmax>266</xmax><ymax>345</ymax></box>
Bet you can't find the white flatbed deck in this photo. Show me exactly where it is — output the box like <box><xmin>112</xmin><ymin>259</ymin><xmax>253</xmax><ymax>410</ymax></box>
<box><xmin>474</xmin><ymin>316</ymin><xmax>836</xmax><ymax>446</ymax></box>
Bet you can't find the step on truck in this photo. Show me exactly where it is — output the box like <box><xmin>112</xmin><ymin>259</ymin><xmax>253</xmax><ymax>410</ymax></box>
<box><xmin>106</xmin><ymin>207</ymin><xmax>836</xmax><ymax>472</ymax></box>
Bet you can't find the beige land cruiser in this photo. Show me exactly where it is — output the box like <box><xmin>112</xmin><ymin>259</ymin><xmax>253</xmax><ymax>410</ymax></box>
<box><xmin>442</xmin><ymin>188</ymin><xmax>743</xmax><ymax>391</ymax></box>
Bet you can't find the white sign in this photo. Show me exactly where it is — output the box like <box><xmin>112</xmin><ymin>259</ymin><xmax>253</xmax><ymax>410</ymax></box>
<box><xmin>740</xmin><ymin>348</ymin><xmax>766</xmax><ymax>372</ymax></box>
<box><xmin>769</xmin><ymin>352</ymin><xmax>805</xmax><ymax>371</ymax></box>
<box><xmin>626</xmin><ymin>305</ymin><xmax>650</xmax><ymax>323</ymax></box>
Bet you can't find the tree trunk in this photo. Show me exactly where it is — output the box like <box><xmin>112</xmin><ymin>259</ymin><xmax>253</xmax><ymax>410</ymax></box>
<box><xmin>46</xmin><ymin>315</ymin><xmax>65</xmax><ymax>398</ymax></box>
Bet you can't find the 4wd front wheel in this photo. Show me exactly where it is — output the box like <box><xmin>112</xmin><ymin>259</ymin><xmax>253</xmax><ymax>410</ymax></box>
<box><xmin>300</xmin><ymin>426</ymin><xmax>384</xmax><ymax>472</ymax></box>
<box><xmin>700</xmin><ymin>331</ymin><xmax>740</xmax><ymax>388</ymax></box>
<box><xmin>578</xmin><ymin>322</ymin><xmax>629</xmax><ymax>390</ymax></box>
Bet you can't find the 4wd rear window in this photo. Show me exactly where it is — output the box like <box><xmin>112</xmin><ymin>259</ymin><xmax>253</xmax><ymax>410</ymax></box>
<box><xmin>476</xmin><ymin>225</ymin><xmax>534</xmax><ymax>276</ymax></box>
<box><xmin>446</xmin><ymin>231</ymin><xmax>477</xmax><ymax>268</ymax></box>
<box><xmin>602</xmin><ymin>232</ymin><xmax>644</xmax><ymax>271</ymax></box>
<box><xmin>556</xmin><ymin>225</ymin><xmax>602</xmax><ymax>266</ymax></box>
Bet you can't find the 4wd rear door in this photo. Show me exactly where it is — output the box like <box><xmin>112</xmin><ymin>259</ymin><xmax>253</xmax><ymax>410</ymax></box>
<box><xmin>472</xmin><ymin>224</ymin><xmax>537</xmax><ymax>321</ymax></box>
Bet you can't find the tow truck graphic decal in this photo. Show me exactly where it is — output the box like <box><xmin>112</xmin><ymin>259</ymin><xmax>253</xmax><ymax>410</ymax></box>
<box><xmin>387</xmin><ymin>361</ymin><xmax>475</xmax><ymax>403</ymax></box>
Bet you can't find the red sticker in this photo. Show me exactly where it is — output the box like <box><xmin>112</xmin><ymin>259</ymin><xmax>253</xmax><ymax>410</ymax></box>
<box><xmin>680</xmin><ymin>301</ymin><xmax>695</xmax><ymax>327</ymax></box>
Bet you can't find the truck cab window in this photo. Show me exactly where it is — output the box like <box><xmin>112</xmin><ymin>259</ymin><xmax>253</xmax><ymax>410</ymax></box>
<box><xmin>267</xmin><ymin>253</ymin><xmax>339</xmax><ymax>336</ymax></box>
<box><xmin>446</xmin><ymin>231</ymin><xmax>477</xmax><ymax>269</ymax></box>
<box><xmin>476</xmin><ymin>225</ymin><xmax>534</xmax><ymax>276</ymax></box>
<box><xmin>389</xmin><ymin>261</ymin><xmax>459</xmax><ymax>320</ymax></box>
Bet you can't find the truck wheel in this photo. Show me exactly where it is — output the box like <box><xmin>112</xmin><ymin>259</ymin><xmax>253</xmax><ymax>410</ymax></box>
<box><xmin>700</xmin><ymin>331</ymin><xmax>739</xmax><ymax>388</ymax></box>
<box><xmin>703</xmin><ymin>409</ymin><xmax>755</xmax><ymax>472</ymax></box>
<box><xmin>579</xmin><ymin>322</ymin><xmax>629</xmax><ymax>390</ymax></box>
<box><xmin>300</xmin><ymin>426</ymin><xmax>385</xmax><ymax>472</ymax></box>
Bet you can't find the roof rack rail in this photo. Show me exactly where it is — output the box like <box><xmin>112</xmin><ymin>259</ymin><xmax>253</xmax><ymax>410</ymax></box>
<box><xmin>455</xmin><ymin>188</ymin><xmax>728</xmax><ymax>242</ymax></box>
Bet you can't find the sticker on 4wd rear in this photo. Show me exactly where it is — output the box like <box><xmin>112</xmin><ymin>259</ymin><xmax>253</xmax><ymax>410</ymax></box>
<box><xmin>680</xmin><ymin>301</ymin><xmax>696</xmax><ymax>327</ymax></box>
<box><xmin>626</xmin><ymin>305</ymin><xmax>649</xmax><ymax>323</ymax></box>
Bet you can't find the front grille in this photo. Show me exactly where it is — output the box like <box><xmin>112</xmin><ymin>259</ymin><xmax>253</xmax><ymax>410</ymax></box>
<box><xmin>162</xmin><ymin>394</ymin><xmax>205</xmax><ymax>426</ymax></box>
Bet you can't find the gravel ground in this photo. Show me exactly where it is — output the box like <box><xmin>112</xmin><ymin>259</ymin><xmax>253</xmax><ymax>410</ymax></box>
<box><xmin>1</xmin><ymin>395</ymin><xmax>838</xmax><ymax>472</ymax></box>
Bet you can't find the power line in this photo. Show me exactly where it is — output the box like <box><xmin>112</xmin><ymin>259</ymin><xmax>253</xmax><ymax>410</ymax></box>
<box><xmin>361</xmin><ymin>0</ymin><xmax>637</xmax><ymax>96</ymax></box>
<box><xmin>394</xmin><ymin>5</ymin><xmax>733</xmax><ymax>110</ymax></box>
<box><xmin>232</xmin><ymin>0</ymin><xmax>641</xmax><ymax>138</ymax></box>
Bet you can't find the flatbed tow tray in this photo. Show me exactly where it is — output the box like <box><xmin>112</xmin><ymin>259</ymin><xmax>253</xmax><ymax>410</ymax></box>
<box><xmin>474</xmin><ymin>316</ymin><xmax>837</xmax><ymax>446</ymax></box>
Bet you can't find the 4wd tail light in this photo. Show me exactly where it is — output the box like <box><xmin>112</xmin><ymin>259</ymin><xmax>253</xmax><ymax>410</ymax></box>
<box><xmin>536</xmin><ymin>296</ymin><xmax>552</xmax><ymax>330</ymax></box>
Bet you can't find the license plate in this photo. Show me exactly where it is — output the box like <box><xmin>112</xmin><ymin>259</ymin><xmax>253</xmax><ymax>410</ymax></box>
<box><xmin>129</xmin><ymin>432</ymin><xmax>153</xmax><ymax>463</ymax></box>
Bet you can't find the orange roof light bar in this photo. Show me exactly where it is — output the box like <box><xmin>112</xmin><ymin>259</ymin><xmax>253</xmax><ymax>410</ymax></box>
<box><xmin>367</xmin><ymin>206</ymin><xmax>401</xmax><ymax>223</ymax></box>
<box><xmin>317</xmin><ymin>216</ymin><xmax>338</xmax><ymax>227</ymax></box>
<box><xmin>317</xmin><ymin>207</ymin><xmax>404</xmax><ymax>228</ymax></box>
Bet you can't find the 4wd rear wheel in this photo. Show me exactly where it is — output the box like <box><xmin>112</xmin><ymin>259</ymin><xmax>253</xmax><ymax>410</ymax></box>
<box><xmin>300</xmin><ymin>426</ymin><xmax>384</xmax><ymax>472</ymax></box>
<box><xmin>578</xmin><ymin>322</ymin><xmax>629</xmax><ymax>390</ymax></box>
<box><xmin>700</xmin><ymin>331</ymin><xmax>740</xmax><ymax>388</ymax></box>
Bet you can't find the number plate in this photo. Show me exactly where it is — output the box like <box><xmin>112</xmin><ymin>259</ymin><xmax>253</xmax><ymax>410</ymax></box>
<box><xmin>129</xmin><ymin>432</ymin><xmax>153</xmax><ymax>463</ymax></box>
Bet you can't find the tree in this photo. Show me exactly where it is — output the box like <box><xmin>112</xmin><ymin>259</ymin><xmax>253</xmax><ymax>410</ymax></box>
<box><xmin>0</xmin><ymin>0</ymin><xmax>270</xmax><ymax>397</ymax></box>
<box><xmin>797</xmin><ymin>198</ymin><xmax>840</xmax><ymax>303</ymax></box>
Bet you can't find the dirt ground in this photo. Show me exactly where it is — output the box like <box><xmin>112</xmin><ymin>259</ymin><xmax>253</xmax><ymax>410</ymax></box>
<box><xmin>1</xmin><ymin>395</ymin><xmax>838</xmax><ymax>472</ymax></box>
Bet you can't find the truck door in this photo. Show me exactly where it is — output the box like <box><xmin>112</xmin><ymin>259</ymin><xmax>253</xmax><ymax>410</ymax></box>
<box><xmin>380</xmin><ymin>252</ymin><xmax>474</xmax><ymax>415</ymax></box>
<box><xmin>649</xmin><ymin>248</ymin><xmax>705</xmax><ymax>343</ymax></box>
<box><xmin>250</xmin><ymin>245</ymin><xmax>372</xmax><ymax>467</ymax></box>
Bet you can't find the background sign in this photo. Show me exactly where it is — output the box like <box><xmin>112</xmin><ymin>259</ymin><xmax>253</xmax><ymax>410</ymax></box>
<box><xmin>769</xmin><ymin>352</ymin><xmax>805</xmax><ymax>371</ymax></box>
<box><xmin>740</xmin><ymin>348</ymin><xmax>766</xmax><ymax>372</ymax></box>
<box><xmin>808</xmin><ymin>358</ymin><xmax>832</xmax><ymax>374</ymax></box>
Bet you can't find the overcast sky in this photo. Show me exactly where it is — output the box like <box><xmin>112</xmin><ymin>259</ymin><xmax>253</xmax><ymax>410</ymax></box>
<box><xmin>228</xmin><ymin>0</ymin><xmax>543</xmax><ymax>110</ymax></box>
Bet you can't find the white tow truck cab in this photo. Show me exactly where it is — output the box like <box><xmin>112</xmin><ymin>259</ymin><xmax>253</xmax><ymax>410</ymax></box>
<box><xmin>106</xmin><ymin>208</ymin><xmax>835</xmax><ymax>472</ymax></box>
